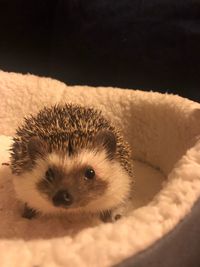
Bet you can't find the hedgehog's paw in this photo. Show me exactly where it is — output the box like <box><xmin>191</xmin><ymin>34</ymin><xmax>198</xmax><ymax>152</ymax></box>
<box><xmin>110</xmin><ymin>205</ymin><xmax>127</xmax><ymax>221</ymax></box>
<box><xmin>100</xmin><ymin>206</ymin><xmax>126</xmax><ymax>223</ymax></box>
<box><xmin>22</xmin><ymin>203</ymin><xmax>37</xmax><ymax>220</ymax></box>
<box><xmin>99</xmin><ymin>210</ymin><xmax>112</xmax><ymax>223</ymax></box>
<box><xmin>110</xmin><ymin>200</ymin><xmax>133</xmax><ymax>222</ymax></box>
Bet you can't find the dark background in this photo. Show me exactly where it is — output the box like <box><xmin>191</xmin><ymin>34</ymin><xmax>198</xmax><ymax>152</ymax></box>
<box><xmin>0</xmin><ymin>0</ymin><xmax>200</xmax><ymax>101</ymax></box>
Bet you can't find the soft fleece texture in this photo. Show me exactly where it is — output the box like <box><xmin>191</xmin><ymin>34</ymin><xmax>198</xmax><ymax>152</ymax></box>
<box><xmin>0</xmin><ymin>70</ymin><xmax>200</xmax><ymax>267</ymax></box>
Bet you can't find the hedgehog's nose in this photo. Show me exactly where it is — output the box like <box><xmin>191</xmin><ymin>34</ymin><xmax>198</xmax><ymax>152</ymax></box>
<box><xmin>53</xmin><ymin>190</ymin><xmax>73</xmax><ymax>207</ymax></box>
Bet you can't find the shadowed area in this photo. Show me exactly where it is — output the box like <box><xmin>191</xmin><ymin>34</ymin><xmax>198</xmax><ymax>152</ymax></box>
<box><xmin>0</xmin><ymin>0</ymin><xmax>200</xmax><ymax>101</ymax></box>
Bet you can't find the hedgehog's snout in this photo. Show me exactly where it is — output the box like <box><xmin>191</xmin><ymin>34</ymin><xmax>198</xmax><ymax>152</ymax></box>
<box><xmin>52</xmin><ymin>190</ymin><xmax>73</xmax><ymax>207</ymax></box>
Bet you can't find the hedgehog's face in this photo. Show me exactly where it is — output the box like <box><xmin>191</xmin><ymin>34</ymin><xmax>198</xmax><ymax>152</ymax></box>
<box><xmin>13</xmin><ymin>131</ymin><xmax>131</xmax><ymax>215</ymax></box>
<box><xmin>36</xmin><ymin>159</ymin><xmax>109</xmax><ymax>211</ymax></box>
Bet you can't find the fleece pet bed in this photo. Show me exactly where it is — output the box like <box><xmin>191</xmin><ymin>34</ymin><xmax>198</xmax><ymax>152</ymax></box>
<box><xmin>0</xmin><ymin>70</ymin><xmax>200</xmax><ymax>267</ymax></box>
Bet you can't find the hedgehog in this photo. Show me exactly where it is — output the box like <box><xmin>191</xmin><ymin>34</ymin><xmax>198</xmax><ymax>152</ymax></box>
<box><xmin>10</xmin><ymin>104</ymin><xmax>133</xmax><ymax>222</ymax></box>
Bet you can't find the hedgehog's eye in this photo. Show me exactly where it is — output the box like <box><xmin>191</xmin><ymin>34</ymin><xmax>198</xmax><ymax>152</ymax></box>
<box><xmin>84</xmin><ymin>168</ymin><xmax>95</xmax><ymax>180</ymax></box>
<box><xmin>45</xmin><ymin>168</ymin><xmax>54</xmax><ymax>182</ymax></box>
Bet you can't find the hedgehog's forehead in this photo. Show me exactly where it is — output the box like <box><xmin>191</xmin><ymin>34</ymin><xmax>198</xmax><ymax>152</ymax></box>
<box><xmin>45</xmin><ymin>149</ymin><xmax>107</xmax><ymax>173</ymax></box>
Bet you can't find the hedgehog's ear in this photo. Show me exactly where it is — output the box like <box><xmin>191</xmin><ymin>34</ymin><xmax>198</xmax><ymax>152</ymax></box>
<box><xmin>27</xmin><ymin>136</ymin><xmax>48</xmax><ymax>160</ymax></box>
<box><xmin>94</xmin><ymin>130</ymin><xmax>117</xmax><ymax>159</ymax></box>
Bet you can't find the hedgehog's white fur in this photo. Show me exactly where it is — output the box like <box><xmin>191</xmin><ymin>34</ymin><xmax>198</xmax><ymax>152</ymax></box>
<box><xmin>13</xmin><ymin>149</ymin><xmax>131</xmax><ymax>215</ymax></box>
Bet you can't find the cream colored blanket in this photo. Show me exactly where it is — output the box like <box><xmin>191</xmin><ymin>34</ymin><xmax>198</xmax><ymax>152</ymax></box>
<box><xmin>0</xmin><ymin>70</ymin><xmax>200</xmax><ymax>267</ymax></box>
